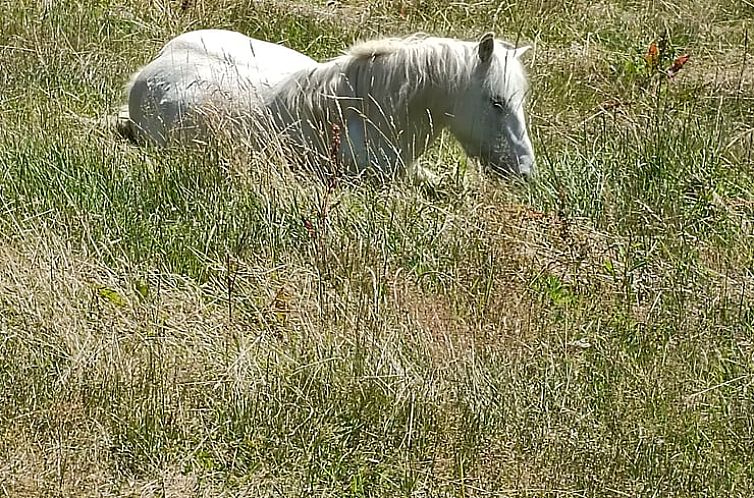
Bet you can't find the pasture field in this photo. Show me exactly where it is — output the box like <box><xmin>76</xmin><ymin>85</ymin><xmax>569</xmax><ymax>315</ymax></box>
<box><xmin>1</xmin><ymin>0</ymin><xmax>754</xmax><ymax>496</ymax></box>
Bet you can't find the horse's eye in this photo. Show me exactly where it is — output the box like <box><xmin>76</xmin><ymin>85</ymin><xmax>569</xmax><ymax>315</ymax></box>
<box><xmin>490</xmin><ymin>98</ymin><xmax>506</xmax><ymax>111</ymax></box>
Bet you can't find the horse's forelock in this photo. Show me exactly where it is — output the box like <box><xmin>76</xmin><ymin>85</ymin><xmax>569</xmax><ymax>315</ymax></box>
<box><xmin>486</xmin><ymin>50</ymin><xmax>529</xmax><ymax>104</ymax></box>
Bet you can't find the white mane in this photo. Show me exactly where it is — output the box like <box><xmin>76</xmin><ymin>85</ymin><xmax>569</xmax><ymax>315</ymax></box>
<box><xmin>277</xmin><ymin>34</ymin><xmax>528</xmax><ymax>112</ymax></box>
<box><xmin>348</xmin><ymin>34</ymin><xmax>528</xmax><ymax>101</ymax></box>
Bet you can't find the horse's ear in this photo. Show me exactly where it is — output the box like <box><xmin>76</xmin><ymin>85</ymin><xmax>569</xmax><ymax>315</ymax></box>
<box><xmin>478</xmin><ymin>32</ymin><xmax>495</xmax><ymax>62</ymax></box>
<box><xmin>512</xmin><ymin>45</ymin><xmax>531</xmax><ymax>59</ymax></box>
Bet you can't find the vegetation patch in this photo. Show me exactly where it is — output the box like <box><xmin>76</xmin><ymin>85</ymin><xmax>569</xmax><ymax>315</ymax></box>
<box><xmin>1</xmin><ymin>0</ymin><xmax>753</xmax><ymax>496</ymax></box>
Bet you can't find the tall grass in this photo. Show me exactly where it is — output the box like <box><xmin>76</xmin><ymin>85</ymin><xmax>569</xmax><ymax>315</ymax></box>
<box><xmin>1</xmin><ymin>0</ymin><xmax>753</xmax><ymax>496</ymax></box>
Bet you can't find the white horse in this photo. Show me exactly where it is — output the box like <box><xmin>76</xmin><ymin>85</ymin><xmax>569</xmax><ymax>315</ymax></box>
<box><xmin>119</xmin><ymin>29</ymin><xmax>535</xmax><ymax>182</ymax></box>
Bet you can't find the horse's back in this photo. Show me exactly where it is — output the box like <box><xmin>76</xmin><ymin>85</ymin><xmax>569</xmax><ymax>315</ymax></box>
<box><xmin>123</xmin><ymin>29</ymin><xmax>318</xmax><ymax>145</ymax></box>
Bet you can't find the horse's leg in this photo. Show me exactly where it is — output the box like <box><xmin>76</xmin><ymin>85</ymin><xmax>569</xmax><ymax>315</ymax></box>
<box><xmin>333</xmin><ymin>116</ymin><xmax>368</xmax><ymax>176</ymax></box>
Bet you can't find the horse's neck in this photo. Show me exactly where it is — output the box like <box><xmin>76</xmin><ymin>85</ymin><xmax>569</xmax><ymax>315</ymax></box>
<box><xmin>400</xmin><ymin>85</ymin><xmax>453</xmax><ymax>153</ymax></box>
<box><xmin>268</xmin><ymin>45</ymin><xmax>467</xmax><ymax>172</ymax></box>
<box><xmin>350</xmin><ymin>50</ymin><xmax>464</xmax><ymax>167</ymax></box>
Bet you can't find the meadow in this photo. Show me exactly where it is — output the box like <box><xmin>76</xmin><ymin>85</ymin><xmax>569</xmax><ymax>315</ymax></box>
<box><xmin>1</xmin><ymin>0</ymin><xmax>753</xmax><ymax>496</ymax></box>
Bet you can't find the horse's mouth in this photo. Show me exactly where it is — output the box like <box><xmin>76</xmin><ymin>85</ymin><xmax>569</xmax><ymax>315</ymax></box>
<box><xmin>476</xmin><ymin>150</ymin><xmax>534</xmax><ymax>178</ymax></box>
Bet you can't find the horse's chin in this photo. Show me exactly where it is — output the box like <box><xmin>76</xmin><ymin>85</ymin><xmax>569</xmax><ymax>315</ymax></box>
<box><xmin>479</xmin><ymin>156</ymin><xmax>535</xmax><ymax>180</ymax></box>
<box><xmin>463</xmin><ymin>144</ymin><xmax>534</xmax><ymax>179</ymax></box>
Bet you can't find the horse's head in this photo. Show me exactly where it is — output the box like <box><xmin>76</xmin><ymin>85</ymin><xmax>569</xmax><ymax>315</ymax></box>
<box><xmin>449</xmin><ymin>33</ymin><xmax>535</xmax><ymax>178</ymax></box>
